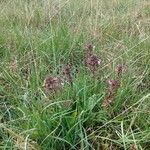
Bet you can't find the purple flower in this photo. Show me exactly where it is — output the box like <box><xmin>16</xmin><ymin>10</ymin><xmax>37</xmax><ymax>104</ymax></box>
<box><xmin>107</xmin><ymin>79</ymin><xmax>120</xmax><ymax>91</ymax></box>
<box><xmin>43</xmin><ymin>76</ymin><xmax>64</xmax><ymax>92</ymax></box>
<box><xmin>102</xmin><ymin>79</ymin><xmax>120</xmax><ymax>108</ymax></box>
<box><xmin>84</xmin><ymin>44</ymin><xmax>101</xmax><ymax>74</ymax></box>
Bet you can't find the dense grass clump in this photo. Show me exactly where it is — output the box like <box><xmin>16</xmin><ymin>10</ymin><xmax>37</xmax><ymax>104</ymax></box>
<box><xmin>0</xmin><ymin>0</ymin><xmax>150</xmax><ymax>149</ymax></box>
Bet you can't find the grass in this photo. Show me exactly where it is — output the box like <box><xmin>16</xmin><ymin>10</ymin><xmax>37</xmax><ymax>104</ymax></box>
<box><xmin>0</xmin><ymin>0</ymin><xmax>150</xmax><ymax>149</ymax></box>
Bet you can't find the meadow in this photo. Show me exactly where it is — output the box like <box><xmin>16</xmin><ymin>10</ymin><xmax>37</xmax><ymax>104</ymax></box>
<box><xmin>0</xmin><ymin>0</ymin><xmax>150</xmax><ymax>149</ymax></box>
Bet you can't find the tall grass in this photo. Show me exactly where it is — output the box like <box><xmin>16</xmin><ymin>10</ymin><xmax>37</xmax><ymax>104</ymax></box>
<box><xmin>0</xmin><ymin>0</ymin><xmax>150</xmax><ymax>149</ymax></box>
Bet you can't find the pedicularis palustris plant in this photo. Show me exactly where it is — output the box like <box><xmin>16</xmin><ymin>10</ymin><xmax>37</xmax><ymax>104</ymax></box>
<box><xmin>102</xmin><ymin>79</ymin><xmax>120</xmax><ymax>108</ymax></box>
<box><xmin>102</xmin><ymin>64</ymin><xmax>126</xmax><ymax>108</ymax></box>
<box><xmin>116</xmin><ymin>64</ymin><xmax>126</xmax><ymax>77</ymax></box>
<box><xmin>43</xmin><ymin>43</ymin><xmax>126</xmax><ymax>109</ymax></box>
<box><xmin>43</xmin><ymin>76</ymin><xmax>64</xmax><ymax>93</ymax></box>
<box><xmin>84</xmin><ymin>44</ymin><xmax>101</xmax><ymax>76</ymax></box>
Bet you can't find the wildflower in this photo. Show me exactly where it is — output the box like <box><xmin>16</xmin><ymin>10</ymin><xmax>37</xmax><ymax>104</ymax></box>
<box><xmin>43</xmin><ymin>76</ymin><xmax>64</xmax><ymax>92</ymax></box>
<box><xmin>102</xmin><ymin>79</ymin><xmax>120</xmax><ymax>108</ymax></box>
<box><xmin>107</xmin><ymin>79</ymin><xmax>120</xmax><ymax>92</ymax></box>
<box><xmin>86</xmin><ymin>54</ymin><xmax>101</xmax><ymax>72</ymax></box>
<box><xmin>84</xmin><ymin>44</ymin><xmax>101</xmax><ymax>74</ymax></box>
<box><xmin>116</xmin><ymin>64</ymin><xmax>125</xmax><ymax>76</ymax></box>
<box><xmin>63</xmin><ymin>64</ymin><xmax>73</xmax><ymax>86</ymax></box>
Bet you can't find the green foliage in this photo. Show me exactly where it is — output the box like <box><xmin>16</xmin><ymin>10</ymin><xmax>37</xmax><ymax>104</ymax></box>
<box><xmin>0</xmin><ymin>0</ymin><xmax>150</xmax><ymax>149</ymax></box>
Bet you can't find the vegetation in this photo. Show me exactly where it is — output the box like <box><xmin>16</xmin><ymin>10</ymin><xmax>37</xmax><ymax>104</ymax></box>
<box><xmin>0</xmin><ymin>0</ymin><xmax>150</xmax><ymax>149</ymax></box>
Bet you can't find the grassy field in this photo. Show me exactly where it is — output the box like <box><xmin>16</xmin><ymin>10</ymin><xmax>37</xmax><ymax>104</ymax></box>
<box><xmin>0</xmin><ymin>0</ymin><xmax>150</xmax><ymax>149</ymax></box>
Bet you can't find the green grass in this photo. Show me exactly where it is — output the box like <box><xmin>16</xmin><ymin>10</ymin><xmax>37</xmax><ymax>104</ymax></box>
<box><xmin>0</xmin><ymin>0</ymin><xmax>150</xmax><ymax>149</ymax></box>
